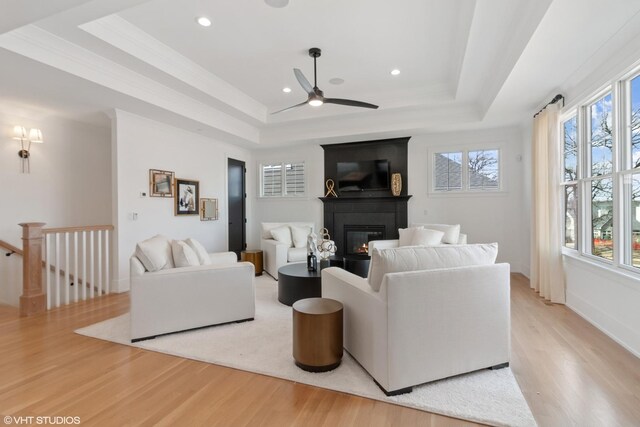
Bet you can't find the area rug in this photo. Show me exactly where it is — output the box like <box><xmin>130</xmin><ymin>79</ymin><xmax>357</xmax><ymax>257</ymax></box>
<box><xmin>75</xmin><ymin>275</ymin><xmax>536</xmax><ymax>427</ymax></box>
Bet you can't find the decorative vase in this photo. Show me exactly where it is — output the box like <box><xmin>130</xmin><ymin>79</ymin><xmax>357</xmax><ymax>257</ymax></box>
<box><xmin>391</xmin><ymin>173</ymin><xmax>402</xmax><ymax>196</ymax></box>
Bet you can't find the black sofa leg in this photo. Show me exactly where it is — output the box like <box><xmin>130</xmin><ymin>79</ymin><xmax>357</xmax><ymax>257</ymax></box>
<box><xmin>490</xmin><ymin>362</ymin><xmax>509</xmax><ymax>370</ymax></box>
<box><xmin>374</xmin><ymin>379</ymin><xmax>413</xmax><ymax>396</ymax></box>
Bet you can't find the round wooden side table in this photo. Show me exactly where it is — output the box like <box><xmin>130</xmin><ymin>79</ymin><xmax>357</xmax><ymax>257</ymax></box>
<box><xmin>292</xmin><ymin>298</ymin><xmax>343</xmax><ymax>372</ymax></box>
<box><xmin>241</xmin><ymin>249</ymin><xmax>263</xmax><ymax>276</ymax></box>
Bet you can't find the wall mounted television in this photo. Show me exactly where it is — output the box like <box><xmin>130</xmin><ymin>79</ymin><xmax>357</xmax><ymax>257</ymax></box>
<box><xmin>336</xmin><ymin>160</ymin><xmax>390</xmax><ymax>192</ymax></box>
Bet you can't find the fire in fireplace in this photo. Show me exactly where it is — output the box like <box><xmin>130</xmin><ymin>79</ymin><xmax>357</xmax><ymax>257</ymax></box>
<box><xmin>344</xmin><ymin>226</ymin><xmax>385</xmax><ymax>256</ymax></box>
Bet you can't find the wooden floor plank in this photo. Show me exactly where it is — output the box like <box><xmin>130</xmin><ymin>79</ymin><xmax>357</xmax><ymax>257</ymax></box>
<box><xmin>0</xmin><ymin>274</ymin><xmax>639</xmax><ymax>426</ymax></box>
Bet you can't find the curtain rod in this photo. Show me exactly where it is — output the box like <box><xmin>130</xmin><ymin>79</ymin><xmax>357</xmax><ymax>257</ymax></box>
<box><xmin>533</xmin><ymin>94</ymin><xmax>564</xmax><ymax>118</ymax></box>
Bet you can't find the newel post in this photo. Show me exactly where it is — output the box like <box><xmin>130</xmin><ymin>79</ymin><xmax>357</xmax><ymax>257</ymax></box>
<box><xmin>19</xmin><ymin>222</ymin><xmax>46</xmax><ymax>316</ymax></box>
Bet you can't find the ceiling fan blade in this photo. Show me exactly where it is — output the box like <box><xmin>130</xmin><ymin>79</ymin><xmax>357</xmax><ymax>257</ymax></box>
<box><xmin>324</xmin><ymin>98</ymin><xmax>379</xmax><ymax>109</ymax></box>
<box><xmin>271</xmin><ymin>101</ymin><xmax>308</xmax><ymax>115</ymax></box>
<box><xmin>293</xmin><ymin>68</ymin><xmax>314</xmax><ymax>95</ymax></box>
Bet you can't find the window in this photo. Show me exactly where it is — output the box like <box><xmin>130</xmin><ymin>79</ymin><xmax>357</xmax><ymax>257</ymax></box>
<box><xmin>259</xmin><ymin>161</ymin><xmax>305</xmax><ymax>197</ymax></box>
<box><xmin>561</xmin><ymin>68</ymin><xmax>640</xmax><ymax>273</ymax></box>
<box><xmin>432</xmin><ymin>149</ymin><xmax>500</xmax><ymax>192</ymax></box>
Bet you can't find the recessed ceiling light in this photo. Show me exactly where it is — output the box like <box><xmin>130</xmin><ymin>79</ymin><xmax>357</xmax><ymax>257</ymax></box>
<box><xmin>329</xmin><ymin>78</ymin><xmax>345</xmax><ymax>85</ymax></box>
<box><xmin>390</xmin><ymin>69</ymin><xmax>401</xmax><ymax>76</ymax></box>
<box><xmin>264</xmin><ymin>0</ymin><xmax>289</xmax><ymax>8</ymax></box>
<box><xmin>282</xmin><ymin>87</ymin><xmax>292</xmax><ymax>93</ymax></box>
<box><xmin>196</xmin><ymin>16</ymin><xmax>211</xmax><ymax>27</ymax></box>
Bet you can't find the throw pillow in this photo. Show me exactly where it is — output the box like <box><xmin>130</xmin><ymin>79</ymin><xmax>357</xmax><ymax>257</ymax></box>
<box><xmin>270</xmin><ymin>225</ymin><xmax>293</xmax><ymax>247</ymax></box>
<box><xmin>134</xmin><ymin>235</ymin><xmax>174</xmax><ymax>272</ymax></box>
<box><xmin>411</xmin><ymin>228</ymin><xmax>445</xmax><ymax>246</ymax></box>
<box><xmin>412</xmin><ymin>223</ymin><xmax>461</xmax><ymax>244</ymax></box>
<box><xmin>398</xmin><ymin>226</ymin><xmax>424</xmax><ymax>247</ymax></box>
<box><xmin>172</xmin><ymin>240</ymin><xmax>200</xmax><ymax>268</ymax></box>
<box><xmin>290</xmin><ymin>225</ymin><xmax>312</xmax><ymax>249</ymax></box>
<box><xmin>186</xmin><ymin>238</ymin><xmax>211</xmax><ymax>265</ymax></box>
<box><xmin>367</xmin><ymin>243</ymin><xmax>498</xmax><ymax>292</ymax></box>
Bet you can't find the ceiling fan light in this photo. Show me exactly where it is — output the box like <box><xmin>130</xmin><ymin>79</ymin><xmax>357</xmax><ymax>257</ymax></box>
<box><xmin>264</xmin><ymin>0</ymin><xmax>289</xmax><ymax>8</ymax></box>
<box><xmin>308</xmin><ymin>99</ymin><xmax>323</xmax><ymax>107</ymax></box>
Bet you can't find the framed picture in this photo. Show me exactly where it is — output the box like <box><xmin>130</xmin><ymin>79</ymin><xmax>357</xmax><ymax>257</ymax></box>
<box><xmin>200</xmin><ymin>198</ymin><xmax>219</xmax><ymax>221</ymax></box>
<box><xmin>175</xmin><ymin>179</ymin><xmax>199</xmax><ymax>215</ymax></box>
<box><xmin>149</xmin><ymin>169</ymin><xmax>174</xmax><ymax>197</ymax></box>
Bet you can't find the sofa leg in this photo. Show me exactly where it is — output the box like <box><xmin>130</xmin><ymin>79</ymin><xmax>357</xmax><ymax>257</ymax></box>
<box><xmin>235</xmin><ymin>318</ymin><xmax>254</xmax><ymax>324</ymax></box>
<box><xmin>490</xmin><ymin>362</ymin><xmax>509</xmax><ymax>370</ymax></box>
<box><xmin>373</xmin><ymin>379</ymin><xmax>413</xmax><ymax>396</ymax></box>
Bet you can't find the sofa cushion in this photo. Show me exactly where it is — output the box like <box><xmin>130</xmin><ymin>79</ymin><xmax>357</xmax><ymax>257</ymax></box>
<box><xmin>186</xmin><ymin>238</ymin><xmax>211</xmax><ymax>265</ymax></box>
<box><xmin>367</xmin><ymin>243</ymin><xmax>498</xmax><ymax>292</ymax></box>
<box><xmin>412</xmin><ymin>223</ymin><xmax>460</xmax><ymax>244</ymax></box>
<box><xmin>291</xmin><ymin>225</ymin><xmax>312</xmax><ymax>248</ymax></box>
<box><xmin>398</xmin><ymin>226</ymin><xmax>423</xmax><ymax>247</ymax></box>
<box><xmin>135</xmin><ymin>235</ymin><xmax>175</xmax><ymax>272</ymax></box>
<box><xmin>172</xmin><ymin>240</ymin><xmax>200</xmax><ymax>268</ymax></box>
<box><xmin>288</xmin><ymin>247</ymin><xmax>307</xmax><ymax>262</ymax></box>
<box><xmin>411</xmin><ymin>228</ymin><xmax>445</xmax><ymax>246</ymax></box>
<box><xmin>270</xmin><ymin>225</ymin><xmax>293</xmax><ymax>247</ymax></box>
<box><xmin>261</xmin><ymin>222</ymin><xmax>315</xmax><ymax>239</ymax></box>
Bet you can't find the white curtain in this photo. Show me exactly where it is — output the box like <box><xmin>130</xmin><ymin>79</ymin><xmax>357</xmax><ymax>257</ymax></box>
<box><xmin>531</xmin><ymin>104</ymin><xmax>566</xmax><ymax>303</ymax></box>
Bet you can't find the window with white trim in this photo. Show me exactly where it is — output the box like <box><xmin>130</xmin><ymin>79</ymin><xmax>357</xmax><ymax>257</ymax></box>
<box><xmin>432</xmin><ymin>149</ymin><xmax>500</xmax><ymax>192</ymax></box>
<box><xmin>561</xmin><ymin>68</ymin><xmax>640</xmax><ymax>272</ymax></box>
<box><xmin>259</xmin><ymin>161</ymin><xmax>305</xmax><ymax>197</ymax></box>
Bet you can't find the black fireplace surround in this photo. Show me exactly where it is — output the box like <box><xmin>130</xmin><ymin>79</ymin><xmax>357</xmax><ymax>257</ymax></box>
<box><xmin>320</xmin><ymin>137</ymin><xmax>411</xmax><ymax>258</ymax></box>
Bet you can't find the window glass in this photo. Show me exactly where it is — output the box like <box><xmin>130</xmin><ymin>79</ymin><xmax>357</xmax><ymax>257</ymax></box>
<box><xmin>631</xmin><ymin>174</ymin><xmax>640</xmax><ymax>267</ymax></box>
<box><xmin>564</xmin><ymin>184</ymin><xmax>578</xmax><ymax>249</ymax></box>
<box><xmin>563</xmin><ymin>116</ymin><xmax>578</xmax><ymax>181</ymax></box>
<box><xmin>434</xmin><ymin>152</ymin><xmax>462</xmax><ymax>191</ymax></box>
<box><xmin>631</xmin><ymin>75</ymin><xmax>640</xmax><ymax>168</ymax></box>
<box><xmin>590</xmin><ymin>178</ymin><xmax>613</xmax><ymax>260</ymax></box>
<box><xmin>589</xmin><ymin>93</ymin><xmax>613</xmax><ymax>176</ymax></box>
<box><xmin>261</xmin><ymin>163</ymin><xmax>282</xmax><ymax>197</ymax></box>
<box><xmin>468</xmin><ymin>150</ymin><xmax>500</xmax><ymax>190</ymax></box>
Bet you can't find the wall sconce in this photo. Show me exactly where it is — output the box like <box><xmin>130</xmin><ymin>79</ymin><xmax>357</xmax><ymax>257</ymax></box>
<box><xmin>12</xmin><ymin>126</ymin><xmax>44</xmax><ymax>173</ymax></box>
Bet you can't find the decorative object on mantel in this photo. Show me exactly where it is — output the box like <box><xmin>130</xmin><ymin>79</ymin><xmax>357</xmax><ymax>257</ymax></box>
<box><xmin>200</xmin><ymin>198</ymin><xmax>218</xmax><ymax>221</ymax></box>
<box><xmin>325</xmin><ymin>179</ymin><xmax>338</xmax><ymax>197</ymax></box>
<box><xmin>317</xmin><ymin>228</ymin><xmax>337</xmax><ymax>259</ymax></box>
<box><xmin>149</xmin><ymin>169</ymin><xmax>174</xmax><ymax>197</ymax></box>
<box><xmin>12</xmin><ymin>126</ymin><xmax>43</xmax><ymax>173</ymax></box>
<box><xmin>391</xmin><ymin>172</ymin><xmax>402</xmax><ymax>196</ymax></box>
<box><xmin>175</xmin><ymin>178</ymin><xmax>199</xmax><ymax>215</ymax></box>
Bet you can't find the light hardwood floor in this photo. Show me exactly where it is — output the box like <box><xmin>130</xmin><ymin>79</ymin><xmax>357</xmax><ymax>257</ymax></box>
<box><xmin>0</xmin><ymin>274</ymin><xmax>638</xmax><ymax>426</ymax></box>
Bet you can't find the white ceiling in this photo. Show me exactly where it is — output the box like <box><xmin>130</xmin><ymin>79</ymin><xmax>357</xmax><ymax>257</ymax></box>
<box><xmin>2</xmin><ymin>0</ymin><xmax>640</xmax><ymax>146</ymax></box>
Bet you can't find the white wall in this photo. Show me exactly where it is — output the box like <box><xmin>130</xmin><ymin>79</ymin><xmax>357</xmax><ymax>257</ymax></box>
<box><xmin>408</xmin><ymin>128</ymin><xmax>527</xmax><ymax>272</ymax></box>
<box><xmin>0</xmin><ymin>112</ymin><xmax>111</xmax><ymax>305</ymax></box>
<box><xmin>112</xmin><ymin>110</ymin><xmax>253</xmax><ymax>291</ymax></box>
<box><xmin>252</xmin><ymin>144</ymin><xmax>325</xmax><ymax>235</ymax></box>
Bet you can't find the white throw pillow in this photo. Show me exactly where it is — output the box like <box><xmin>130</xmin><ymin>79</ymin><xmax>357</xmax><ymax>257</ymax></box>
<box><xmin>185</xmin><ymin>238</ymin><xmax>211</xmax><ymax>265</ymax></box>
<box><xmin>134</xmin><ymin>235</ymin><xmax>174</xmax><ymax>272</ymax></box>
<box><xmin>270</xmin><ymin>225</ymin><xmax>293</xmax><ymax>247</ymax></box>
<box><xmin>172</xmin><ymin>240</ymin><xmax>200</xmax><ymax>268</ymax></box>
<box><xmin>411</xmin><ymin>228</ymin><xmax>445</xmax><ymax>246</ymax></box>
<box><xmin>290</xmin><ymin>225</ymin><xmax>312</xmax><ymax>249</ymax></box>
<box><xmin>398</xmin><ymin>226</ymin><xmax>424</xmax><ymax>247</ymax></box>
<box><xmin>412</xmin><ymin>223</ymin><xmax>461</xmax><ymax>244</ymax></box>
<box><xmin>367</xmin><ymin>243</ymin><xmax>498</xmax><ymax>292</ymax></box>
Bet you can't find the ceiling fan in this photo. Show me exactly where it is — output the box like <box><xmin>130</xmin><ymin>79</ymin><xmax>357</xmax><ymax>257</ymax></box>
<box><xmin>272</xmin><ymin>47</ymin><xmax>379</xmax><ymax>114</ymax></box>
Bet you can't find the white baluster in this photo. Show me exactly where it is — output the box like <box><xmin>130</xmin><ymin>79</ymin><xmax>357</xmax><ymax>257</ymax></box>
<box><xmin>55</xmin><ymin>233</ymin><xmax>60</xmax><ymax>308</ymax></box>
<box><xmin>90</xmin><ymin>231</ymin><xmax>95</xmax><ymax>299</ymax></box>
<box><xmin>105</xmin><ymin>230</ymin><xmax>110</xmax><ymax>294</ymax></box>
<box><xmin>73</xmin><ymin>231</ymin><xmax>78</xmax><ymax>303</ymax></box>
<box><xmin>97</xmin><ymin>230</ymin><xmax>102</xmax><ymax>295</ymax></box>
<box><xmin>82</xmin><ymin>231</ymin><xmax>87</xmax><ymax>301</ymax></box>
<box><xmin>64</xmin><ymin>232</ymin><xmax>70</xmax><ymax>305</ymax></box>
<box><xmin>45</xmin><ymin>234</ymin><xmax>51</xmax><ymax>310</ymax></box>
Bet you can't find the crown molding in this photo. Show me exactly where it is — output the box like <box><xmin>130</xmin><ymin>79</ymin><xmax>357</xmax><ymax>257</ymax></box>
<box><xmin>79</xmin><ymin>15</ymin><xmax>267</xmax><ymax>124</ymax></box>
<box><xmin>0</xmin><ymin>25</ymin><xmax>260</xmax><ymax>144</ymax></box>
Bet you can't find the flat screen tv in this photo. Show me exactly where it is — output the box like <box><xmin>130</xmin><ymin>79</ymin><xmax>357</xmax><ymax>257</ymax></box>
<box><xmin>336</xmin><ymin>160</ymin><xmax>390</xmax><ymax>192</ymax></box>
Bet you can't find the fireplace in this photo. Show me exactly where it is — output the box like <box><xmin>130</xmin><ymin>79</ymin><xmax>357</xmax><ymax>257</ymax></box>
<box><xmin>345</xmin><ymin>226</ymin><xmax>385</xmax><ymax>255</ymax></box>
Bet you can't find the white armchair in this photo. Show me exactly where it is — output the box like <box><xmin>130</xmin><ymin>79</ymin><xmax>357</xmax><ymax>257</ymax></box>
<box><xmin>260</xmin><ymin>222</ymin><xmax>315</xmax><ymax>278</ymax></box>
<box><xmin>130</xmin><ymin>251</ymin><xmax>255</xmax><ymax>342</ymax></box>
<box><xmin>322</xmin><ymin>244</ymin><xmax>510</xmax><ymax>395</ymax></box>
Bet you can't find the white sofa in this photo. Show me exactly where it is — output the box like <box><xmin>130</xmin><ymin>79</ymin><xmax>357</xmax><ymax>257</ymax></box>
<box><xmin>322</xmin><ymin>243</ymin><xmax>510</xmax><ymax>395</ymax></box>
<box><xmin>260</xmin><ymin>222</ymin><xmax>315</xmax><ymax>278</ymax></box>
<box><xmin>130</xmin><ymin>251</ymin><xmax>255</xmax><ymax>342</ymax></box>
<box><xmin>368</xmin><ymin>223</ymin><xmax>467</xmax><ymax>255</ymax></box>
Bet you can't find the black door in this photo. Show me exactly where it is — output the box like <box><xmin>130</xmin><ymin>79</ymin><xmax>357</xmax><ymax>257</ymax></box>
<box><xmin>228</xmin><ymin>158</ymin><xmax>246</xmax><ymax>258</ymax></box>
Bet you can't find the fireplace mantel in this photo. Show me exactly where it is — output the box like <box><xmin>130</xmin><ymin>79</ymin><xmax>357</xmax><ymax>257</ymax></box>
<box><xmin>320</xmin><ymin>195</ymin><xmax>412</xmax><ymax>257</ymax></box>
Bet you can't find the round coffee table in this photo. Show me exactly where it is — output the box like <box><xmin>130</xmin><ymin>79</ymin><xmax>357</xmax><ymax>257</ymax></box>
<box><xmin>277</xmin><ymin>263</ymin><xmax>322</xmax><ymax>306</ymax></box>
<box><xmin>292</xmin><ymin>298</ymin><xmax>343</xmax><ymax>372</ymax></box>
